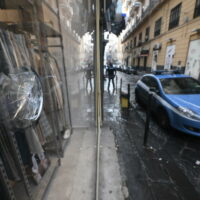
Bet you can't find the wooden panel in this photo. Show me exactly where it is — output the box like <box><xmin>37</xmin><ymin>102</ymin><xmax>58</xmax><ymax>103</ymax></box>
<box><xmin>42</xmin><ymin>2</ymin><xmax>59</xmax><ymax>33</ymax></box>
<box><xmin>0</xmin><ymin>9</ymin><xmax>22</xmax><ymax>23</ymax></box>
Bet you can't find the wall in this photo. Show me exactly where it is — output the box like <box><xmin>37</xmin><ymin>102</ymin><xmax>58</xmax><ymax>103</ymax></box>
<box><xmin>122</xmin><ymin>0</ymin><xmax>200</xmax><ymax>71</ymax></box>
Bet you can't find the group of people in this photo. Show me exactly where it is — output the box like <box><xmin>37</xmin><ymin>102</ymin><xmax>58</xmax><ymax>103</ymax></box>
<box><xmin>84</xmin><ymin>61</ymin><xmax>117</xmax><ymax>92</ymax></box>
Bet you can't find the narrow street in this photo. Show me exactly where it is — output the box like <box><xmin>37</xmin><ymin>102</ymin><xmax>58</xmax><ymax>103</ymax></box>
<box><xmin>1</xmin><ymin>1</ymin><xmax>200</xmax><ymax>199</ymax></box>
<box><xmin>104</xmin><ymin>71</ymin><xmax>200</xmax><ymax>200</ymax></box>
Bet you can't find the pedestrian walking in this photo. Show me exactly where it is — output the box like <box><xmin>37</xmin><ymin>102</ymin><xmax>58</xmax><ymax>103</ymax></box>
<box><xmin>106</xmin><ymin>62</ymin><xmax>116</xmax><ymax>91</ymax></box>
<box><xmin>85</xmin><ymin>64</ymin><xmax>93</xmax><ymax>91</ymax></box>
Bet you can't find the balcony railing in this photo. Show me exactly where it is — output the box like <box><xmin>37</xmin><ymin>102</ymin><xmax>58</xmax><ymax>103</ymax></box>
<box><xmin>122</xmin><ymin>0</ymin><xmax>162</xmax><ymax>42</ymax></box>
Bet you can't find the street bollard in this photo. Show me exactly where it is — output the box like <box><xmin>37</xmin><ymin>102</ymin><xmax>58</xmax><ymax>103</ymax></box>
<box><xmin>128</xmin><ymin>84</ymin><xmax>130</xmax><ymax>108</ymax></box>
<box><xmin>116</xmin><ymin>75</ymin><xmax>118</xmax><ymax>91</ymax></box>
<box><xmin>120</xmin><ymin>78</ymin><xmax>122</xmax><ymax>94</ymax></box>
<box><xmin>143</xmin><ymin>91</ymin><xmax>153</xmax><ymax>146</ymax></box>
<box><xmin>120</xmin><ymin>82</ymin><xmax>131</xmax><ymax>109</ymax></box>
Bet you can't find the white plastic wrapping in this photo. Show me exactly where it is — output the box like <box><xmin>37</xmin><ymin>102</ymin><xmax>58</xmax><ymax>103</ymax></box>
<box><xmin>0</xmin><ymin>67</ymin><xmax>43</xmax><ymax>128</ymax></box>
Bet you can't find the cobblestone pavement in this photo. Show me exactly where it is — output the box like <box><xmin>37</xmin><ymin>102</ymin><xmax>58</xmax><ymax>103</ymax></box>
<box><xmin>104</xmin><ymin>71</ymin><xmax>200</xmax><ymax>200</ymax></box>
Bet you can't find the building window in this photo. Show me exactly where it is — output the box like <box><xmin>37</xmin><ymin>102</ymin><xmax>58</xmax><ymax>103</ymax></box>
<box><xmin>145</xmin><ymin>27</ymin><xmax>150</xmax><ymax>41</ymax></box>
<box><xmin>169</xmin><ymin>3</ymin><xmax>182</xmax><ymax>30</ymax></box>
<box><xmin>154</xmin><ymin>18</ymin><xmax>162</xmax><ymax>37</ymax></box>
<box><xmin>138</xmin><ymin>32</ymin><xmax>142</xmax><ymax>46</ymax></box>
<box><xmin>194</xmin><ymin>0</ymin><xmax>200</xmax><ymax>18</ymax></box>
<box><xmin>134</xmin><ymin>36</ymin><xmax>137</xmax><ymax>47</ymax></box>
<box><xmin>131</xmin><ymin>40</ymin><xmax>134</xmax><ymax>48</ymax></box>
<box><xmin>139</xmin><ymin>32</ymin><xmax>142</xmax><ymax>41</ymax></box>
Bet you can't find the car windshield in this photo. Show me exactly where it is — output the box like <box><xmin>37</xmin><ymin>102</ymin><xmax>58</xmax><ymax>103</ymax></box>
<box><xmin>160</xmin><ymin>77</ymin><xmax>200</xmax><ymax>94</ymax></box>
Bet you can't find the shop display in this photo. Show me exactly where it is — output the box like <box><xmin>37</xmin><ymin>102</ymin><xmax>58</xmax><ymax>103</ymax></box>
<box><xmin>0</xmin><ymin>0</ymin><xmax>71</xmax><ymax>198</ymax></box>
<box><xmin>0</xmin><ymin>25</ymin><xmax>65</xmax><ymax>199</ymax></box>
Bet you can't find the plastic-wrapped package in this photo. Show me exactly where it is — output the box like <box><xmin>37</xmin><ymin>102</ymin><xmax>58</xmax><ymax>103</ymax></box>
<box><xmin>0</xmin><ymin>67</ymin><xmax>43</xmax><ymax>128</ymax></box>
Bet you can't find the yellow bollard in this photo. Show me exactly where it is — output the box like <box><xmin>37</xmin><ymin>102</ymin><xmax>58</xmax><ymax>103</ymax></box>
<box><xmin>120</xmin><ymin>93</ymin><xmax>129</xmax><ymax>108</ymax></box>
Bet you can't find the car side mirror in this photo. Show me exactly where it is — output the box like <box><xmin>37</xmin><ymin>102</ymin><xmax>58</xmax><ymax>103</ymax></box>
<box><xmin>149</xmin><ymin>87</ymin><xmax>159</xmax><ymax>94</ymax></box>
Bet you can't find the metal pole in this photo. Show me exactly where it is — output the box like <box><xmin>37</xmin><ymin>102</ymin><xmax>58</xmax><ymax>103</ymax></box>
<box><xmin>56</xmin><ymin>0</ymin><xmax>73</xmax><ymax>131</ymax></box>
<box><xmin>115</xmin><ymin>75</ymin><xmax>117</xmax><ymax>91</ymax></box>
<box><xmin>143</xmin><ymin>92</ymin><xmax>153</xmax><ymax>146</ymax></box>
<box><xmin>120</xmin><ymin>78</ymin><xmax>122</xmax><ymax>94</ymax></box>
<box><xmin>95</xmin><ymin>0</ymin><xmax>102</xmax><ymax>199</ymax></box>
<box><xmin>128</xmin><ymin>84</ymin><xmax>130</xmax><ymax>108</ymax></box>
<box><xmin>32</xmin><ymin>2</ymin><xmax>61</xmax><ymax>159</ymax></box>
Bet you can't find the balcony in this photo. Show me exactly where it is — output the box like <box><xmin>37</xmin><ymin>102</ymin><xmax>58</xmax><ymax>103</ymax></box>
<box><xmin>129</xmin><ymin>1</ymin><xmax>141</xmax><ymax>17</ymax></box>
<box><xmin>126</xmin><ymin>0</ymin><xmax>132</xmax><ymax>8</ymax></box>
<box><xmin>133</xmin><ymin>2</ymin><xmax>142</xmax><ymax>10</ymax></box>
<box><xmin>129</xmin><ymin>5</ymin><xmax>135</xmax><ymax>17</ymax></box>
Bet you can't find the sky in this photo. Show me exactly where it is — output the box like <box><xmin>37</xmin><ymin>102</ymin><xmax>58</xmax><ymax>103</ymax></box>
<box><xmin>116</xmin><ymin>0</ymin><xmax>122</xmax><ymax>14</ymax></box>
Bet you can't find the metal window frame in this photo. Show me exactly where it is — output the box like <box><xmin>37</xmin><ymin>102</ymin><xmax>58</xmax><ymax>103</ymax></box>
<box><xmin>145</xmin><ymin>26</ymin><xmax>150</xmax><ymax>41</ymax></box>
<box><xmin>169</xmin><ymin>3</ymin><xmax>182</xmax><ymax>30</ymax></box>
<box><xmin>194</xmin><ymin>0</ymin><xmax>200</xmax><ymax>18</ymax></box>
<box><xmin>154</xmin><ymin>17</ymin><xmax>162</xmax><ymax>37</ymax></box>
<box><xmin>134</xmin><ymin>36</ymin><xmax>137</xmax><ymax>47</ymax></box>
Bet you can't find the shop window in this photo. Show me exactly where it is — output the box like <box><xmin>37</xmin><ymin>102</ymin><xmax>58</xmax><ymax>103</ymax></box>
<box><xmin>154</xmin><ymin>17</ymin><xmax>162</xmax><ymax>37</ymax></box>
<box><xmin>194</xmin><ymin>0</ymin><xmax>200</xmax><ymax>18</ymax></box>
<box><xmin>169</xmin><ymin>3</ymin><xmax>182</xmax><ymax>30</ymax></box>
<box><xmin>145</xmin><ymin>27</ymin><xmax>150</xmax><ymax>41</ymax></box>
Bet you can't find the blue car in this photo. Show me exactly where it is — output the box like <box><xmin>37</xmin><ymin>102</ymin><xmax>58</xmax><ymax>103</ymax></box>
<box><xmin>135</xmin><ymin>72</ymin><xmax>200</xmax><ymax>136</ymax></box>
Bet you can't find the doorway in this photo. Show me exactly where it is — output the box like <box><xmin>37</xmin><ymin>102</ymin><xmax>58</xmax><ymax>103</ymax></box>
<box><xmin>144</xmin><ymin>57</ymin><xmax>147</xmax><ymax>71</ymax></box>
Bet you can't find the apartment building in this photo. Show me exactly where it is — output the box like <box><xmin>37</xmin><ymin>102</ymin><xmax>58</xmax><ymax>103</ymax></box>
<box><xmin>121</xmin><ymin>0</ymin><xmax>200</xmax><ymax>79</ymax></box>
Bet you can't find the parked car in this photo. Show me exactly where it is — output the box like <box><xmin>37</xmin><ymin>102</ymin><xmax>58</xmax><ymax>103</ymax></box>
<box><xmin>130</xmin><ymin>68</ymin><xmax>138</xmax><ymax>75</ymax></box>
<box><xmin>113</xmin><ymin>64</ymin><xmax>120</xmax><ymax>71</ymax></box>
<box><xmin>125</xmin><ymin>66</ymin><xmax>131</xmax><ymax>74</ymax></box>
<box><xmin>135</xmin><ymin>71</ymin><xmax>200</xmax><ymax>136</ymax></box>
<box><xmin>127</xmin><ymin>66</ymin><xmax>138</xmax><ymax>75</ymax></box>
<box><xmin>120</xmin><ymin>65</ymin><xmax>126</xmax><ymax>73</ymax></box>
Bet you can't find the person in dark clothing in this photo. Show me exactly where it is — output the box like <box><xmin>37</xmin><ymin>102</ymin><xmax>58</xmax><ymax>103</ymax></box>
<box><xmin>85</xmin><ymin>64</ymin><xmax>93</xmax><ymax>91</ymax></box>
<box><xmin>106</xmin><ymin>62</ymin><xmax>116</xmax><ymax>91</ymax></box>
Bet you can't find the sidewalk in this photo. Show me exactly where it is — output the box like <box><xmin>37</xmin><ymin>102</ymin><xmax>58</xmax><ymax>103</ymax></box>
<box><xmin>44</xmin><ymin>71</ymin><xmax>200</xmax><ymax>200</ymax></box>
<box><xmin>44</xmin><ymin>127</ymin><xmax>124</xmax><ymax>200</ymax></box>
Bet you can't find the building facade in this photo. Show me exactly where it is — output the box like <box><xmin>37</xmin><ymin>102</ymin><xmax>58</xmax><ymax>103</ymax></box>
<box><xmin>121</xmin><ymin>0</ymin><xmax>200</xmax><ymax>79</ymax></box>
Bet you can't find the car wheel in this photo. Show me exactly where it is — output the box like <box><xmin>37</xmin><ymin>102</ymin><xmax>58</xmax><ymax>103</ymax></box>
<box><xmin>158</xmin><ymin>109</ymin><xmax>170</xmax><ymax>129</ymax></box>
